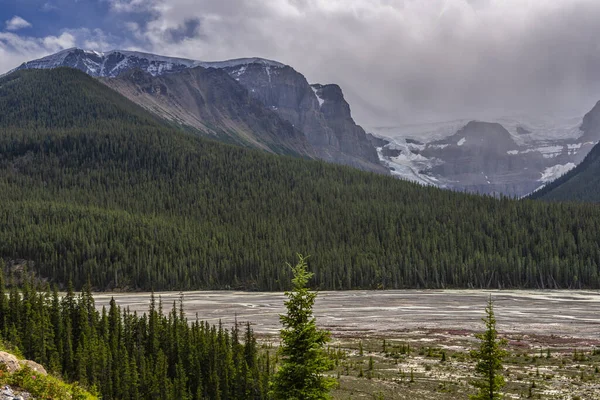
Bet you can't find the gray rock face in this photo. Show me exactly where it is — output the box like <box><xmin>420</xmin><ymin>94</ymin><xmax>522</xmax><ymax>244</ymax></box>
<box><xmin>11</xmin><ymin>48</ymin><xmax>387</xmax><ymax>174</ymax></box>
<box><xmin>103</xmin><ymin>68</ymin><xmax>314</xmax><ymax>157</ymax></box>
<box><xmin>1</xmin><ymin>385</ymin><xmax>30</xmax><ymax>400</ymax></box>
<box><xmin>366</xmin><ymin>133</ymin><xmax>390</xmax><ymax>148</ymax></box>
<box><xmin>0</xmin><ymin>352</ymin><xmax>19</xmax><ymax>373</ymax></box>
<box><xmin>313</xmin><ymin>84</ymin><xmax>383</xmax><ymax>164</ymax></box>
<box><xmin>580</xmin><ymin>100</ymin><xmax>600</xmax><ymax>142</ymax></box>
<box><xmin>222</xmin><ymin>62</ymin><xmax>388</xmax><ymax>173</ymax></box>
<box><xmin>18</xmin><ymin>360</ymin><xmax>47</xmax><ymax>375</ymax></box>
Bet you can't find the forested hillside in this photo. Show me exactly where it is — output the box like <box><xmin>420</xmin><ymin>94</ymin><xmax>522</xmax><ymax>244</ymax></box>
<box><xmin>530</xmin><ymin>139</ymin><xmax>600</xmax><ymax>202</ymax></box>
<box><xmin>2</xmin><ymin>68</ymin><xmax>600</xmax><ymax>291</ymax></box>
<box><xmin>0</xmin><ymin>266</ymin><xmax>268</xmax><ymax>399</ymax></box>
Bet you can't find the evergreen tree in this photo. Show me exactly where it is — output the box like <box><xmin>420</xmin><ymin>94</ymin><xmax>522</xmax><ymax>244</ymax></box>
<box><xmin>470</xmin><ymin>297</ymin><xmax>508</xmax><ymax>400</ymax></box>
<box><xmin>270</xmin><ymin>255</ymin><xmax>336</xmax><ymax>400</ymax></box>
<box><xmin>0</xmin><ymin>268</ymin><xmax>268</xmax><ymax>400</ymax></box>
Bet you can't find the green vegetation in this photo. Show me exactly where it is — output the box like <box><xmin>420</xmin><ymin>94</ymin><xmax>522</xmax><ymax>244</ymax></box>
<box><xmin>270</xmin><ymin>255</ymin><xmax>336</xmax><ymax>399</ymax></box>
<box><xmin>470</xmin><ymin>298</ymin><xmax>507</xmax><ymax>399</ymax></box>
<box><xmin>328</xmin><ymin>335</ymin><xmax>600</xmax><ymax>399</ymax></box>
<box><xmin>0</xmin><ymin>268</ymin><xmax>269</xmax><ymax>399</ymax></box>
<box><xmin>2</xmin><ymin>366</ymin><xmax>98</xmax><ymax>400</ymax></box>
<box><xmin>2</xmin><ymin>68</ymin><xmax>600</xmax><ymax>291</ymax></box>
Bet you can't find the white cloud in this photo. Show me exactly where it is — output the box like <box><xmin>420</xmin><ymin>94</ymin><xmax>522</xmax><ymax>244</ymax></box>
<box><xmin>107</xmin><ymin>0</ymin><xmax>159</xmax><ymax>13</ymax></box>
<box><xmin>5</xmin><ymin>16</ymin><xmax>32</xmax><ymax>31</ymax></box>
<box><xmin>0</xmin><ymin>29</ymin><xmax>113</xmax><ymax>76</ymax></box>
<box><xmin>101</xmin><ymin>0</ymin><xmax>600</xmax><ymax>126</ymax></box>
<box><xmin>5</xmin><ymin>1</ymin><xmax>600</xmax><ymax>127</ymax></box>
<box><xmin>0</xmin><ymin>31</ymin><xmax>75</xmax><ymax>74</ymax></box>
<box><xmin>42</xmin><ymin>2</ymin><xmax>59</xmax><ymax>12</ymax></box>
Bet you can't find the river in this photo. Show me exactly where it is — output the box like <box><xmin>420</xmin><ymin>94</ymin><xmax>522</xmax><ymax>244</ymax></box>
<box><xmin>93</xmin><ymin>290</ymin><xmax>600</xmax><ymax>339</ymax></box>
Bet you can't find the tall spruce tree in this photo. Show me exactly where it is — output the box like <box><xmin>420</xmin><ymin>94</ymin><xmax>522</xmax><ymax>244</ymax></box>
<box><xmin>470</xmin><ymin>296</ymin><xmax>508</xmax><ymax>400</ymax></box>
<box><xmin>270</xmin><ymin>255</ymin><xmax>336</xmax><ymax>400</ymax></box>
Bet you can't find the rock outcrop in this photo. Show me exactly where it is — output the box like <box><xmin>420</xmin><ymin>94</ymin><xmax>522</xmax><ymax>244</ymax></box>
<box><xmin>18</xmin><ymin>361</ymin><xmax>46</xmax><ymax>375</ymax></box>
<box><xmin>0</xmin><ymin>352</ymin><xmax>47</xmax><ymax>376</ymax></box>
<box><xmin>220</xmin><ymin>61</ymin><xmax>387</xmax><ymax>173</ymax></box>
<box><xmin>580</xmin><ymin>100</ymin><xmax>600</xmax><ymax>142</ymax></box>
<box><xmin>1</xmin><ymin>385</ymin><xmax>29</xmax><ymax>400</ymax></box>
<box><xmin>0</xmin><ymin>352</ymin><xmax>19</xmax><ymax>373</ymax></box>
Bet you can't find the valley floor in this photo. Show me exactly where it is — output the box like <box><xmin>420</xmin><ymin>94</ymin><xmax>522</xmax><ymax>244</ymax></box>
<box><xmin>94</xmin><ymin>290</ymin><xmax>600</xmax><ymax>339</ymax></box>
<box><xmin>97</xmin><ymin>290</ymin><xmax>600</xmax><ymax>399</ymax></box>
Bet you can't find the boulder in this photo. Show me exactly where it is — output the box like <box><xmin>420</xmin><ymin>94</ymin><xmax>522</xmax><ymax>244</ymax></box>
<box><xmin>19</xmin><ymin>360</ymin><xmax>47</xmax><ymax>375</ymax></box>
<box><xmin>0</xmin><ymin>352</ymin><xmax>19</xmax><ymax>373</ymax></box>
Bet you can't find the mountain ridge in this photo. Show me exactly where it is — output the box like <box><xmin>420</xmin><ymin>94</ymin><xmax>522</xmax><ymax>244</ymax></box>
<box><xmin>371</xmin><ymin>112</ymin><xmax>600</xmax><ymax>196</ymax></box>
<box><xmin>8</xmin><ymin>47</ymin><xmax>286</xmax><ymax>77</ymax></box>
<box><xmin>101</xmin><ymin>66</ymin><xmax>315</xmax><ymax>156</ymax></box>
<box><xmin>10</xmin><ymin>47</ymin><xmax>386</xmax><ymax>173</ymax></box>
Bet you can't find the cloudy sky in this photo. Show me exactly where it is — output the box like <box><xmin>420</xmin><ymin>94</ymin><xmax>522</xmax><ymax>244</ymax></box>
<box><xmin>2</xmin><ymin>0</ymin><xmax>600</xmax><ymax>126</ymax></box>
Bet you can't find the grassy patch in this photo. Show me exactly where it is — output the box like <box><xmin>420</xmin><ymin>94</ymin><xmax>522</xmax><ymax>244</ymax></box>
<box><xmin>0</xmin><ymin>366</ymin><xmax>98</xmax><ymax>400</ymax></box>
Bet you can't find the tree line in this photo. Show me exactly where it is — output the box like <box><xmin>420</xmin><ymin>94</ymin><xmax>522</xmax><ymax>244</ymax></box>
<box><xmin>2</xmin><ymin>68</ymin><xmax>600</xmax><ymax>291</ymax></box>
<box><xmin>0</xmin><ymin>262</ymin><xmax>270</xmax><ymax>399</ymax></box>
<box><xmin>0</xmin><ymin>254</ymin><xmax>512</xmax><ymax>400</ymax></box>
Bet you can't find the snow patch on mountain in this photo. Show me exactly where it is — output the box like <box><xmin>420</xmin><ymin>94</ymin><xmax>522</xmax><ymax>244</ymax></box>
<box><xmin>368</xmin><ymin>113</ymin><xmax>596</xmax><ymax>196</ymax></box>
<box><xmin>539</xmin><ymin>163</ymin><xmax>576</xmax><ymax>182</ymax></box>
<box><xmin>311</xmin><ymin>86</ymin><xmax>324</xmax><ymax>107</ymax></box>
<box><xmin>373</xmin><ymin>137</ymin><xmax>442</xmax><ymax>186</ymax></box>
<box><xmin>369</xmin><ymin>115</ymin><xmax>585</xmax><ymax>148</ymax></box>
<box><xmin>198</xmin><ymin>57</ymin><xmax>285</xmax><ymax>69</ymax></box>
<box><xmin>8</xmin><ymin>48</ymin><xmax>287</xmax><ymax>78</ymax></box>
<box><xmin>495</xmin><ymin>115</ymin><xmax>584</xmax><ymax>145</ymax></box>
<box><xmin>229</xmin><ymin>65</ymin><xmax>248</xmax><ymax>80</ymax></box>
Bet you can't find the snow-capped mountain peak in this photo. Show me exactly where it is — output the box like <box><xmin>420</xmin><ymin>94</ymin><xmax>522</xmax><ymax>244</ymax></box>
<box><xmin>8</xmin><ymin>48</ymin><xmax>287</xmax><ymax>78</ymax></box>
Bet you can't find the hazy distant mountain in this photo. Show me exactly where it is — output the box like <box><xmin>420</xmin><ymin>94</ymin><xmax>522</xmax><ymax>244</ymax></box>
<box><xmin>530</xmin><ymin>102</ymin><xmax>600</xmax><ymax>202</ymax></box>
<box><xmin>370</xmin><ymin>113</ymin><xmax>600</xmax><ymax>197</ymax></box>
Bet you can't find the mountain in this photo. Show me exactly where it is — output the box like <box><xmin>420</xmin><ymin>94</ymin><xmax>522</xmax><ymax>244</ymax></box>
<box><xmin>530</xmin><ymin>103</ymin><xmax>600</xmax><ymax>201</ymax></box>
<box><xmin>529</xmin><ymin>143</ymin><xmax>600</xmax><ymax>202</ymax></box>
<box><xmin>8</xmin><ymin>47</ymin><xmax>285</xmax><ymax>78</ymax></box>
<box><xmin>579</xmin><ymin>100</ymin><xmax>600</xmax><ymax>143</ymax></box>
<box><xmin>420</xmin><ymin>121</ymin><xmax>545</xmax><ymax>195</ymax></box>
<box><xmin>101</xmin><ymin>67</ymin><xmax>314</xmax><ymax>156</ymax></box>
<box><xmin>11</xmin><ymin>48</ymin><xmax>386</xmax><ymax>173</ymax></box>
<box><xmin>2</xmin><ymin>67</ymin><xmax>600</xmax><ymax>291</ymax></box>
<box><xmin>219</xmin><ymin>60</ymin><xmax>387</xmax><ymax>173</ymax></box>
<box><xmin>371</xmin><ymin>112</ymin><xmax>600</xmax><ymax>197</ymax></box>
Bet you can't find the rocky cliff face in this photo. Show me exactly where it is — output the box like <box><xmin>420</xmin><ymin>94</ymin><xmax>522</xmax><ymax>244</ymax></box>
<box><xmin>102</xmin><ymin>67</ymin><xmax>314</xmax><ymax>156</ymax></box>
<box><xmin>312</xmin><ymin>84</ymin><xmax>383</xmax><ymax>168</ymax></box>
<box><xmin>220</xmin><ymin>63</ymin><xmax>389</xmax><ymax>174</ymax></box>
<box><xmin>11</xmin><ymin>48</ymin><xmax>387</xmax><ymax>174</ymax></box>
